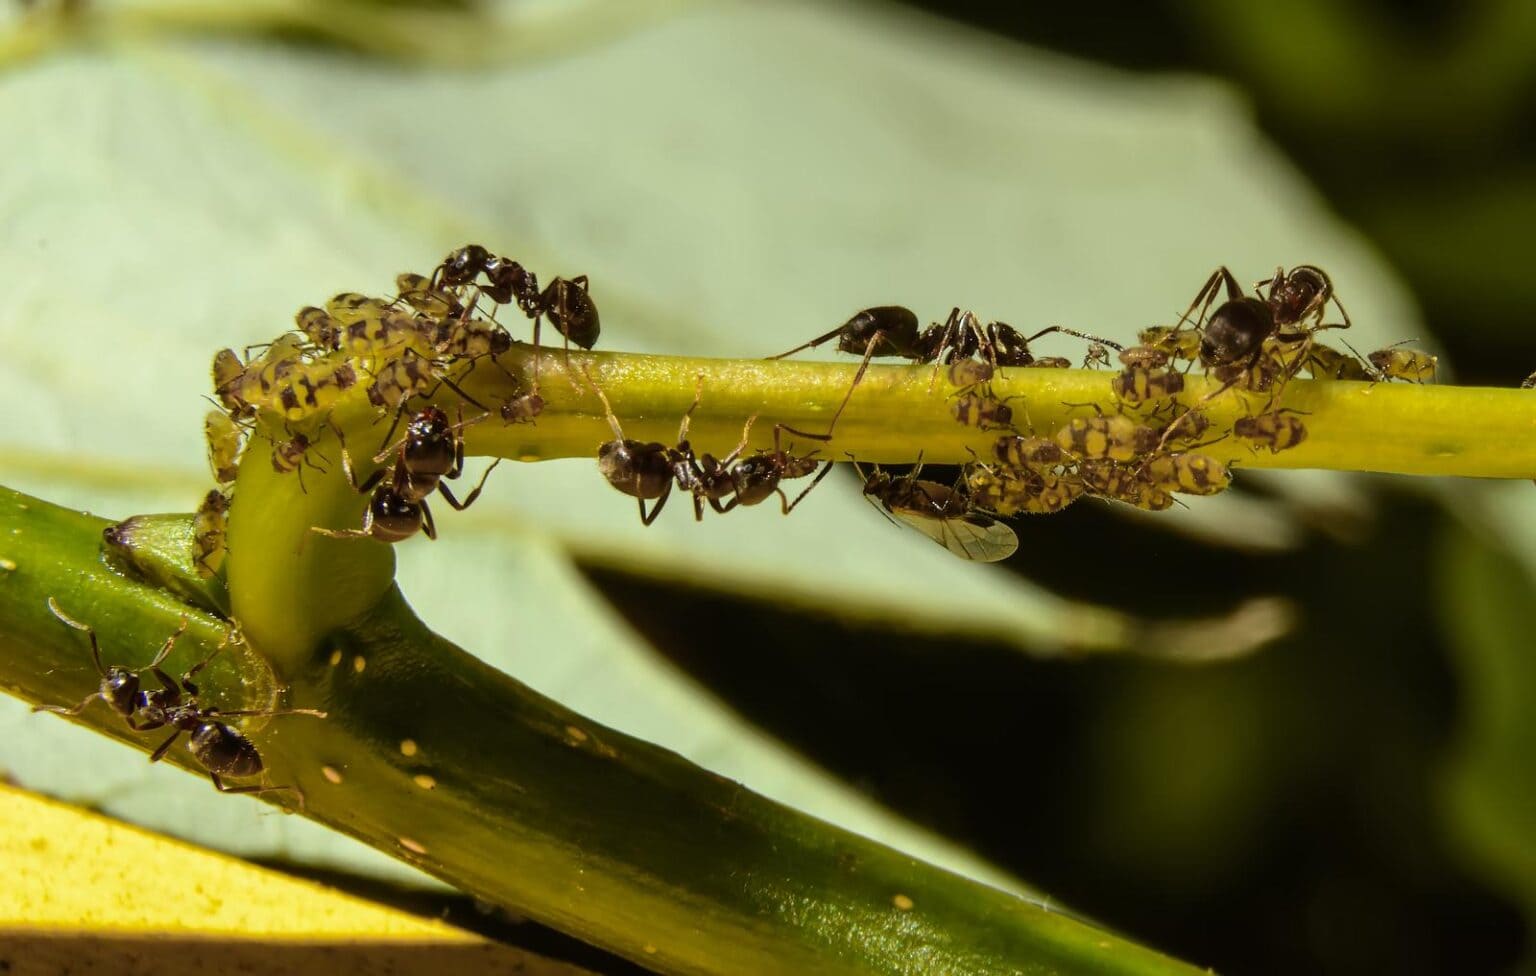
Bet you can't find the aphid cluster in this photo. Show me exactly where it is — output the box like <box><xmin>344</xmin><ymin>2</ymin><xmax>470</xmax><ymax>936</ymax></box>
<box><xmin>203</xmin><ymin>244</ymin><xmax>601</xmax><ymax>556</ymax></box>
<box><xmin>34</xmin><ymin>599</ymin><xmax>323</xmax><ymax>797</ymax></box>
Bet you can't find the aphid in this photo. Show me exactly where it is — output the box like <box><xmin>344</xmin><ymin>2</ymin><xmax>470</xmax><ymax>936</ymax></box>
<box><xmin>1522</xmin><ymin>370</ymin><xmax>1536</xmax><ymax>390</ymax></box>
<box><xmin>1306</xmin><ymin>342</ymin><xmax>1371</xmax><ymax>381</ymax></box>
<box><xmin>949</xmin><ymin>390</ymin><xmax>1014</xmax><ymax>430</ymax></box>
<box><xmin>1110</xmin><ymin>360</ymin><xmax>1185</xmax><ymax>406</ymax></box>
<box><xmin>1078</xmin><ymin>459</ymin><xmax>1175</xmax><ymax>511</ymax></box>
<box><xmin>256</xmin><ymin>358</ymin><xmax>362</xmax><ymax>423</ymax></box>
<box><xmin>34</xmin><ymin>600</ymin><xmax>323</xmax><ymax>796</ymax></box>
<box><xmin>340</xmin><ymin>307</ymin><xmax>432</xmax><ymax>363</ymax></box>
<box><xmin>314</xmin><ymin>407</ymin><xmax>499</xmax><ymax>544</ymax></box>
<box><xmin>993</xmin><ymin>435</ymin><xmax>1065</xmax><ymax>472</ymax></box>
<box><xmin>365</xmin><ymin>348</ymin><xmax>439</xmax><ymax>412</ymax></box>
<box><xmin>1055</xmin><ymin>413</ymin><xmax>1160</xmax><ymax>462</ymax></box>
<box><xmin>211</xmin><ymin>348</ymin><xmax>254</xmax><ymax>420</ymax></box>
<box><xmin>395</xmin><ymin>272</ymin><xmax>464</xmax><ymax>320</ymax></box>
<box><xmin>947</xmin><ymin>359</ymin><xmax>994</xmax><ymax>388</ymax></box>
<box><xmin>1082</xmin><ymin>343</ymin><xmax>1115</xmax><ymax>370</ymax></box>
<box><xmin>856</xmin><ymin>460</ymin><xmax>1019</xmax><ymax>562</ymax></box>
<box><xmin>204</xmin><ymin>410</ymin><xmax>245</xmax><ymax>484</ymax></box>
<box><xmin>295</xmin><ymin>306</ymin><xmax>341</xmax><ymax>352</ymax></box>
<box><xmin>1233</xmin><ymin>408</ymin><xmax>1308</xmax><ymax>454</ymax></box>
<box><xmin>270</xmin><ymin>431</ymin><xmax>322</xmax><ymax>475</ymax></box>
<box><xmin>1118</xmin><ymin>346</ymin><xmax>1170</xmax><ymax>370</ymax></box>
<box><xmin>192</xmin><ymin>489</ymin><xmax>230</xmax><ymax>578</ymax></box>
<box><xmin>424</xmin><ymin>310</ymin><xmax>513</xmax><ymax>362</ymax></box>
<box><xmin>499</xmin><ymin>390</ymin><xmax>546</xmax><ymax>425</ymax></box>
<box><xmin>1367</xmin><ymin>342</ymin><xmax>1437</xmax><ymax>383</ymax></box>
<box><xmin>326</xmin><ymin>292</ymin><xmax>394</xmax><ymax>327</ymax></box>
<box><xmin>1030</xmin><ymin>356</ymin><xmax>1073</xmax><ymax>369</ymax></box>
<box><xmin>1138</xmin><ymin>325</ymin><xmax>1202</xmax><ymax>362</ymax></box>
<box><xmin>233</xmin><ymin>335</ymin><xmax>308</xmax><ymax>407</ymax></box>
<box><xmin>966</xmin><ymin>463</ymin><xmax>1083</xmax><ymax>516</ymax></box>
<box><xmin>1156</xmin><ymin>407</ymin><xmax>1211</xmax><ymax>447</ymax></box>
<box><xmin>1139</xmin><ymin>452</ymin><xmax>1231</xmax><ymax>496</ymax></box>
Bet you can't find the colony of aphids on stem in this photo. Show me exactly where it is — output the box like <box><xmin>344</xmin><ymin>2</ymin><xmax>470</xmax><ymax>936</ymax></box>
<box><xmin>191</xmin><ymin>250</ymin><xmax>1443</xmax><ymax>574</ymax></box>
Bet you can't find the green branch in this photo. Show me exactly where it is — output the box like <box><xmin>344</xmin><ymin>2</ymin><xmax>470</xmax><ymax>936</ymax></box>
<box><xmin>2</xmin><ymin>485</ymin><xmax>1205</xmax><ymax>976</ymax></box>
<box><xmin>455</xmin><ymin>348</ymin><xmax>1536</xmax><ymax>477</ymax></box>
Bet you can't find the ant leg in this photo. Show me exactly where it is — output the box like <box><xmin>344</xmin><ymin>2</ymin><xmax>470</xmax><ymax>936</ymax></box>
<box><xmin>432</xmin><ymin>372</ymin><xmax>490</xmax><ymax>413</ymax></box>
<box><xmin>311</xmin><ymin>499</ymin><xmax>378</xmax><ymax>541</ymax></box>
<box><xmin>34</xmin><ymin>693</ymin><xmax>99</xmax><ymax>717</ymax></box>
<box><xmin>208</xmin><ymin>707</ymin><xmax>327</xmax><ymax>719</ymax></box>
<box><xmin>792</xmin><ymin>331</ymin><xmax>886</xmax><ymax>443</ymax></box>
<box><xmin>768</xmin><ymin>323</ymin><xmax>855</xmax><ymax>360</ymax></box>
<box><xmin>47</xmin><ymin>598</ymin><xmax>105</xmax><ymax>678</ymax></box>
<box><xmin>207</xmin><ymin>773</ymin><xmax>274</xmax><ymax>796</ymax></box>
<box><xmin>420</xmin><ymin>499</ymin><xmax>438</xmax><ymax>540</ymax></box>
<box><xmin>781</xmin><ymin>460</ymin><xmax>836</xmax><ymax>514</ymax></box>
<box><xmin>580</xmin><ymin>364</ymin><xmax>628</xmax><ymax>442</ymax></box>
<box><xmin>148</xmin><ymin>729</ymin><xmax>183</xmax><ymax>764</ymax></box>
<box><xmin>330</xmin><ymin>424</ymin><xmax>385</xmax><ymax>496</ymax></box>
<box><xmin>718</xmin><ymin>415</ymin><xmax>759</xmax><ymax>467</ymax></box>
<box><xmin>639</xmin><ymin>484</ymin><xmax>672</xmax><ymax>527</ymax></box>
<box><xmin>435</xmin><ymin>459</ymin><xmax>502</xmax><ymax>511</ymax></box>
<box><xmin>1174</xmin><ymin>267</ymin><xmax>1237</xmax><ymax>333</ymax></box>
<box><xmin>144</xmin><ymin>615</ymin><xmax>190</xmax><ymax>672</ymax></box>
<box><xmin>677</xmin><ymin>374</ymin><xmax>705</xmax><ymax>444</ymax></box>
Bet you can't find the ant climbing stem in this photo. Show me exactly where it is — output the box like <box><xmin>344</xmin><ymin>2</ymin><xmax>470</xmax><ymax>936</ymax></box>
<box><xmin>34</xmin><ymin>600</ymin><xmax>324</xmax><ymax>802</ymax></box>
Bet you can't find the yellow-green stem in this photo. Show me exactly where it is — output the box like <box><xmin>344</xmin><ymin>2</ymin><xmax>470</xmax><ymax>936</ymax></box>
<box><xmin>461</xmin><ymin>348</ymin><xmax>1536</xmax><ymax>478</ymax></box>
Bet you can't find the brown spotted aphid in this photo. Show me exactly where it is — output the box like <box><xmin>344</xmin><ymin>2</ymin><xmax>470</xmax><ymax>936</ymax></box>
<box><xmin>204</xmin><ymin>410</ymin><xmax>245</xmax><ymax>484</ymax></box>
<box><xmin>1139</xmin><ymin>452</ymin><xmax>1231</xmax><ymax>497</ymax></box>
<box><xmin>1233</xmin><ymin>408</ymin><xmax>1308</xmax><ymax>454</ymax></box>
<box><xmin>192</xmin><ymin>489</ymin><xmax>230</xmax><ymax>578</ymax></box>
<box><xmin>965</xmin><ymin>462</ymin><xmax>1083</xmax><ymax>516</ymax></box>
<box><xmin>1055</xmin><ymin>412</ymin><xmax>1160</xmax><ymax>463</ymax></box>
<box><xmin>1366</xmin><ymin>342</ymin><xmax>1437</xmax><ymax>383</ymax></box>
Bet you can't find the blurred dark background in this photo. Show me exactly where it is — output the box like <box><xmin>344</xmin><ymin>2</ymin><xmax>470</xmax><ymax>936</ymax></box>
<box><xmin>584</xmin><ymin>3</ymin><xmax>1536</xmax><ymax>974</ymax></box>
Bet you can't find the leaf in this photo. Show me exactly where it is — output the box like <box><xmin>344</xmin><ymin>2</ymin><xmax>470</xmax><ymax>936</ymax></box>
<box><xmin>0</xmin><ymin>0</ymin><xmax>1420</xmax><ymax>898</ymax></box>
<box><xmin>1437</xmin><ymin>485</ymin><xmax>1536</xmax><ymax>936</ymax></box>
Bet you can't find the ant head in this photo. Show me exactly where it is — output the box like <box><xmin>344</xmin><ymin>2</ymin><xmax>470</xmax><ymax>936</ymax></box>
<box><xmin>101</xmin><ymin>667</ymin><xmax>141</xmax><ymax>716</ymax></box>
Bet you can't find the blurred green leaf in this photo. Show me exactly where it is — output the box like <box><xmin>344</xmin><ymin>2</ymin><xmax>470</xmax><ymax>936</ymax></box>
<box><xmin>1439</xmin><ymin>488</ymin><xmax>1536</xmax><ymax>939</ymax></box>
<box><xmin>0</xmin><ymin>0</ymin><xmax>1422</xmax><ymax>898</ymax></box>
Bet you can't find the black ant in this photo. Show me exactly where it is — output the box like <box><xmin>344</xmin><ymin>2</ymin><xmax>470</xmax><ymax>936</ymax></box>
<box><xmin>585</xmin><ymin>369</ymin><xmax>832</xmax><ymax>524</ymax></box>
<box><xmin>434</xmin><ymin>244</ymin><xmax>600</xmax><ymax>389</ymax></box>
<box><xmin>1177</xmin><ymin>264</ymin><xmax>1348</xmax><ymax>374</ymax></box>
<box><xmin>314</xmin><ymin>406</ymin><xmax>500</xmax><ymax>544</ymax></box>
<box><xmin>772</xmin><ymin>306</ymin><xmax>1117</xmax><ymax>435</ymax></box>
<box><xmin>682</xmin><ymin>418</ymin><xmax>833</xmax><ymax>519</ymax></box>
<box><xmin>35</xmin><ymin>599</ymin><xmax>323</xmax><ymax>796</ymax></box>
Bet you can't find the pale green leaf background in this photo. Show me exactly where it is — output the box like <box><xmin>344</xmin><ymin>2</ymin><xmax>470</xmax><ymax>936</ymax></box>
<box><xmin>0</xmin><ymin>0</ymin><xmax>1422</xmax><ymax>897</ymax></box>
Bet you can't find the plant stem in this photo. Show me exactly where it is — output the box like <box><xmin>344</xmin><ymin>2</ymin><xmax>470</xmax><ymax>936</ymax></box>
<box><xmin>458</xmin><ymin>347</ymin><xmax>1536</xmax><ymax>478</ymax></box>
<box><xmin>0</xmin><ymin>484</ymin><xmax>1205</xmax><ymax>976</ymax></box>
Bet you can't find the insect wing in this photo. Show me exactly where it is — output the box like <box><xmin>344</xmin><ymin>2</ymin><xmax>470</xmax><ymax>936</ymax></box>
<box><xmin>890</xmin><ymin>508</ymin><xmax>1018</xmax><ymax>562</ymax></box>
